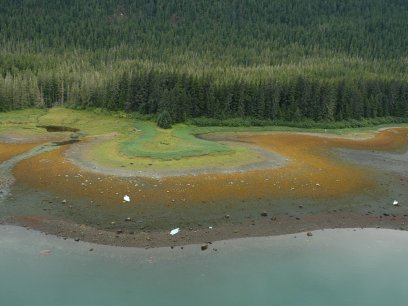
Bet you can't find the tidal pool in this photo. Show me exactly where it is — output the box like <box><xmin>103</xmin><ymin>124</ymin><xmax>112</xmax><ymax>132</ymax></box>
<box><xmin>1</xmin><ymin>226</ymin><xmax>408</xmax><ymax>306</ymax></box>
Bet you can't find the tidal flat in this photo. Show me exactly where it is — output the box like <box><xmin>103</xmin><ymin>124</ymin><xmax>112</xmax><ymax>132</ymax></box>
<box><xmin>0</xmin><ymin>108</ymin><xmax>407</xmax><ymax>247</ymax></box>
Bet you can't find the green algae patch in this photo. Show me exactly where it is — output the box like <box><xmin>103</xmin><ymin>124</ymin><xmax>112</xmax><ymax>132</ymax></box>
<box><xmin>87</xmin><ymin>140</ymin><xmax>259</xmax><ymax>172</ymax></box>
<box><xmin>120</xmin><ymin>122</ymin><xmax>230</xmax><ymax>160</ymax></box>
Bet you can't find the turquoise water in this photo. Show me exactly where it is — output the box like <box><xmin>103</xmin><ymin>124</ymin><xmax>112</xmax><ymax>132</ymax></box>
<box><xmin>1</xmin><ymin>226</ymin><xmax>408</xmax><ymax>306</ymax></box>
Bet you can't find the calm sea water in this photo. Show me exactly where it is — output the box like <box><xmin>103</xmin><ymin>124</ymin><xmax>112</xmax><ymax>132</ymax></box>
<box><xmin>1</xmin><ymin>226</ymin><xmax>407</xmax><ymax>306</ymax></box>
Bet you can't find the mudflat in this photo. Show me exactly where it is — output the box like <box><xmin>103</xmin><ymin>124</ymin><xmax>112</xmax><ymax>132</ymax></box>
<box><xmin>1</xmin><ymin>110</ymin><xmax>407</xmax><ymax>247</ymax></box>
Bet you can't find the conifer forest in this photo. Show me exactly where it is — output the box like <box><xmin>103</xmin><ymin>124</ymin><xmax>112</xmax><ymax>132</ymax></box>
<box><xmin>1</xmin><ymin>0</ymin><xmax>408</xmax><ymax>125</ymax></box>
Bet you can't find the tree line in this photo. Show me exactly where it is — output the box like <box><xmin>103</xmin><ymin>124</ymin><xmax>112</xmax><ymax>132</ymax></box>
<box><xmin>1</xmin><ymin>71</ymin><xmax>407</xmax><ymax>122</ymax></box>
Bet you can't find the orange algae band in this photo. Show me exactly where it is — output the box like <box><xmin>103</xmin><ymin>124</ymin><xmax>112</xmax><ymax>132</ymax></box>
<box><xmin>12</xmin><ymin>128</ymin><xmax>408</xmax><ymax>207</ymax></box>
<box><xmin>0</xmin><ymin>143</ymin><xmax>40</xmax><ymax>163</ymax></box>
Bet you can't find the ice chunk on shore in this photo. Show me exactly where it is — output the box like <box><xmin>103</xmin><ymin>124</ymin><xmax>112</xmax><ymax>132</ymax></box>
<box><xmin>170</xmin><ymin>228</ymin><xmax>180</xmax><ymax>235</ymax></box>
<box><xmin>393</xmin><ymin>200</ymin><xmax>399</xmax><ymax>206</ymax></box>
<box><xmin>123</xmin><ymin>195</ymin><xmax>130</xmax><ymax>202</ymax></box>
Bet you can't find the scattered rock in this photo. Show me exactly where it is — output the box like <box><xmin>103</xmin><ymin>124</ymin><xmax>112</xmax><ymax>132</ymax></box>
<box><xmin>74</xmin><ymin>238</ymin><xmax>80</xmax><ymax>242</ymax></box>
<box><xmin>201</xmin><ymin>244</ymin><xmax>208</xmax><ymax>251</ymax></box>
<box><xmin>125</xmin><ymin>217</ymin><xmax>132</xmax><ymax>222</ymax></box>
<box><xmin>116</xmin><ymin>229</ymin><xmax>123</xmax><ymax>234</ymax></box>
<box><xmin>89</xmin><ymin>248</ymin><xmax>94</xmax><ymax>252</ymax></box>
<box><xmin>61</xmin><ymin>199</ymin><xmax>67</xmax><ymax>204</ymax></box>
<box><xmin>261</xmin><ymin>211</ymin><xmax>268</xmax><ymax>217</ymax></box>
<box><xmin>298</xmin><ymin>205</ymin><xmax>303</xmax><ymax>209</ymax></box>
<box><xmin>225</xmin><ymin>214</ymin><xmax>230</xmax><ymax>219</ymax></box>
<box><xmin>270</xmin><ymin>216</ymin><xmax>277</xmax><ymax>221</ymax></box>
<box><xmin>307</xmin><ymin>232</ymin><xmax>313</xmax><ymax>237</ymax></box>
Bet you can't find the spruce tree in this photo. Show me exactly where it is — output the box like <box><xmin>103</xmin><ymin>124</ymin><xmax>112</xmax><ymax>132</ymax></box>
<box><xmin>157</xmin><ymin>110</ymin><xmax>172</xmax><ymax>129</ymax></box>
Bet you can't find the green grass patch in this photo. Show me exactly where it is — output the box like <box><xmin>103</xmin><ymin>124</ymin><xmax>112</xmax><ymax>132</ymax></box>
<box><xmin>36</xmin><ymin>107</ymin><xmax>135</xmax><ymax>136</ymax></box>
<box><xmin>0</xmin><ymin>108</ymin><xmax>49</xmax><ymax>136</ymax></box>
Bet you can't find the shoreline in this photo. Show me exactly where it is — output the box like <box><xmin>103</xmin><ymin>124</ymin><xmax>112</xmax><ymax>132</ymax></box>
<box><xmin>1</xmin><ymin>220</ymin><xmax>408</xmax><ymax>250</ymax></box>
<box><xmin>4</xmin><ymin>206</ymin><xmax>408</xmax><ymax>248</ymax></box>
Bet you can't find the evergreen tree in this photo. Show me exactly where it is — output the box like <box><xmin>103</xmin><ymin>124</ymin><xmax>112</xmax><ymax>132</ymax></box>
<box><xmin>157</xmin><ymin>110</ymin><xmax>172</xmax><ymax>129</ymax></box>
